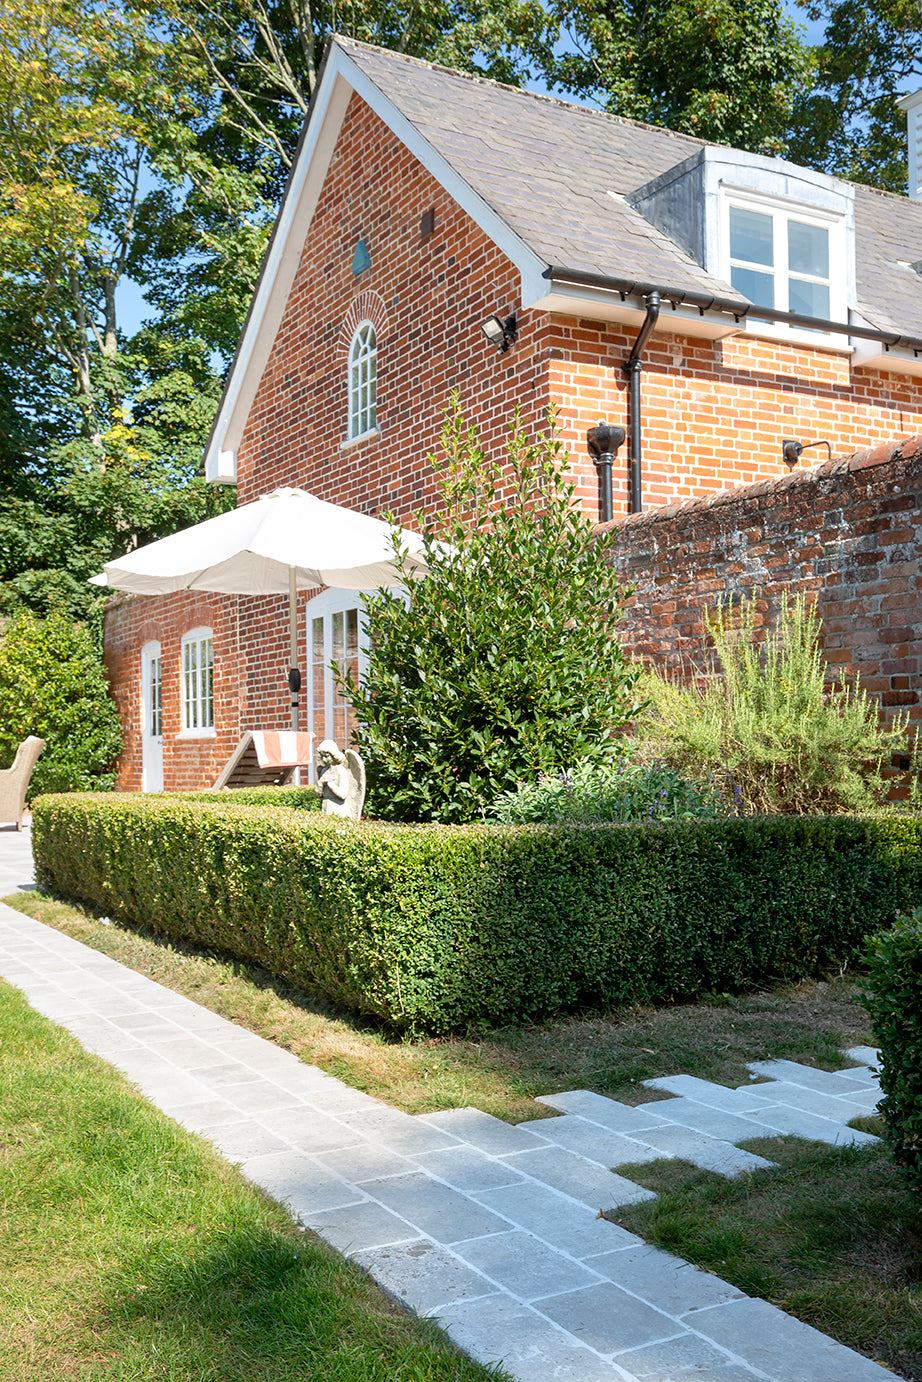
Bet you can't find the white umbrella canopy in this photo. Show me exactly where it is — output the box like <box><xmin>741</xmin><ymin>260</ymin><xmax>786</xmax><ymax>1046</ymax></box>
<box><xmin>89</xmin><ymin>486</ymin><xmax>428</xmax><ymax>595</ymax></box>
<box><xmin>90</xmin><ymin>487</ymin><xmax>430</xmax><ymax>731</ymax></box>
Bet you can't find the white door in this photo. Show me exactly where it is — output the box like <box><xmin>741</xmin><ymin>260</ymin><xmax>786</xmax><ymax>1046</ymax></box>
<box><xmin>141</xmin><ymin>641</ymin><xmax>164</xmax><ymax>792</ymax></box>
<box><xmin>305</xmin><ymin>590</ymin><xmax>369</xmax><ymax>781</ymax></box>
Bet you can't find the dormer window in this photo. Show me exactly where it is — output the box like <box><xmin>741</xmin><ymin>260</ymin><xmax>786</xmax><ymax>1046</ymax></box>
<box><xmin>723</xmin><ymin>191</ymin><xmax>845</xmax><ymax>331</ymax></box>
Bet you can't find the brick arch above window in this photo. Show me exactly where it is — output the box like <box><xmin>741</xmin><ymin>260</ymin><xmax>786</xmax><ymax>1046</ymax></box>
<box><xmin>336</xmin><ymin>290</ymin><xmax>389</xmax><ymax>361</ymax></box>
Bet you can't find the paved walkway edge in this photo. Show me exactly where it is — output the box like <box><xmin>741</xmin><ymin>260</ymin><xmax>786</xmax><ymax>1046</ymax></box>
<box><xmin>0</xmin><ymin>897</ymin><xmax>893</xmax><ymax>1382</ymax></box>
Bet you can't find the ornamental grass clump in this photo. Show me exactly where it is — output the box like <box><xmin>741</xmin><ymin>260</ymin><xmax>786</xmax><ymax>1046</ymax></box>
<box><xmin>493</xmin><ymin>758</ymin><xmax>722</xmax><ymax>823</ymax></box>
<box><xmin>641</xmin><ymin>593</ymin><xmax>915</xmax><ymax>815</ymax></box>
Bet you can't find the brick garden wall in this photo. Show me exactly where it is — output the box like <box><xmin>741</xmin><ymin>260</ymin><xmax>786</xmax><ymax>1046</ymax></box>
<box><xmin>606</xmin><ymin>435</ymin><xmax>922</xmax><ymax>734</ymax></box>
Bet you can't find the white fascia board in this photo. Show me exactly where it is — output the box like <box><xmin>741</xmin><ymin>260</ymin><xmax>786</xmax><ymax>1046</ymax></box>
<box><xmin>851</xmin><ymin>341</ymin><xmax>922</xmax><ymax>378</ymax></box>
<box><xmin>203</xmin><ymin>44</ymin><xmax>546</xmax><ymax>483</ymax></box>
<box><xmin>528</xmin><ymin>282</ymin><xmax>743</xmax><ymax>341</ymax></box>
<box><xmin>203</xmin><ymin>68</ymin><xmax>353</xmax><ymax>483</ymax></box>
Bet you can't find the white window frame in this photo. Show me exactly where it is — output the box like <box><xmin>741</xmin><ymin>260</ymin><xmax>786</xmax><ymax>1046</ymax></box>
<box><xmin>347</xmin><ymin>320</ymin><xmax>378</xmax><ymax>441</ymax></box>
<box><xmin>720</xmin><ymin>187</ymin><xmax>847</xmax><ymax>343</ymax></box>
<box><xmin>178</xmin><ymin>627</ymin><xmax>215</xmax><ymax>737</ymax></box>
<box><xmin>305</xmin><ymin>590</ymin><xmax>370</xmax><ymax>780</ymax></box>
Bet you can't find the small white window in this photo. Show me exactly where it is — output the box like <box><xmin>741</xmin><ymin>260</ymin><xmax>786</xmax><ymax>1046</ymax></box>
<box><xmin>722</xmin><ymin>190</ymin><xmax>845</xmax><ymax>337</ymax></box>
<box><xmin>348</xmin><ymin>321</ymin><xmax>377</xmax><ymax>439</ymax></box>
<box><xmin>180</xmin><ymin>627</ymin><xmax>214</xmax><ymax>734</ymax></box>
<box><xmin>305</xmin><ymin>590</ymin><xmax>369</xmax><ymax>774</ymax></box>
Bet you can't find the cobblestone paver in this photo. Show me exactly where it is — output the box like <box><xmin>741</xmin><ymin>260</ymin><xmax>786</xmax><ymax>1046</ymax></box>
<box><xmin>0</xmin><ymin>835</ymin><xmax>892</xmax><ymax>1381</ymax></box>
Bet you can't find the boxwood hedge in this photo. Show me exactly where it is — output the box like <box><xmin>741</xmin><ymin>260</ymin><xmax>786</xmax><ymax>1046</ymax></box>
<box><xmin>30</xmin><ymin>794</ymin><xmax>922</xmax><ymax>1034</ymax></box>
<box><xmin>862</xmin><ymin>910</ymin><xmax>922</xmax><ymax>1198</ymax></box>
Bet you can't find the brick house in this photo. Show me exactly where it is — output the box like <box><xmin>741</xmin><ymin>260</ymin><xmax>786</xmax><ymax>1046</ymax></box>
<box><xmin>105</xmin><ymin>36</ymin><xmax>922</xmax><ymax>791</ymax></box>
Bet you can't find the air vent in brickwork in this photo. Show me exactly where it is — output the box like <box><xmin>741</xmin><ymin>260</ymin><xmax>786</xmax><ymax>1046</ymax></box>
<box><xmin>897</xmin><ymin>89</ymin><xmax>922</xmax><ymax>199</ymax></box>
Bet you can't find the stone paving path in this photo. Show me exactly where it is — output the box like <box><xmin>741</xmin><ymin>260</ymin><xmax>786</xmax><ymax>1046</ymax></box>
<box><xmin>0</xmin><ymin>829</ymin><xmax>894</xmax><ymax>1381</ymax></box>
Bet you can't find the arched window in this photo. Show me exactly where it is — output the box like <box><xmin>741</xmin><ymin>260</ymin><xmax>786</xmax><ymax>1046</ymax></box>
<box><xmin>180</xmin><ymin>627</ymin><xmax>214</xmax><ymax>734</ymax></box>
<box><xmin>348</xmin><ymin>321</ymin><xmax>377</xmax><ymax>439</ymax></box>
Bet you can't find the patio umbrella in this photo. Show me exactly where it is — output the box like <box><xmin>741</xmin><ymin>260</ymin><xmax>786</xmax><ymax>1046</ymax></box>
<box><xmin>90</xmin><ymin>487</ymin><xmax>429</xmax><ymax>730</ymax></box>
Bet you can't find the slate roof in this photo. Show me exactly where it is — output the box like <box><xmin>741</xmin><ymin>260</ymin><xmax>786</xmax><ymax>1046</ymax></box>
<box><xmin>338</xmin><ymin>37</ymin><xmax>922</xmax><ymax>341</ymax></box>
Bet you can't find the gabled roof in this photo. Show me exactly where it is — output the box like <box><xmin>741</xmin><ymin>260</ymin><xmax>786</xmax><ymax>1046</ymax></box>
<box><xmin>205</xmin><ymin>36</ymin><xmax>922</xmax><ymax>482</ymax></box>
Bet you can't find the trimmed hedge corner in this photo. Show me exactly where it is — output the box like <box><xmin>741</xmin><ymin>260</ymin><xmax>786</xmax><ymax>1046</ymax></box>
<box><xmin>31</xmin><ymin>793</ymin><xmax>922</xmax><ymax>1034</ymax></box>
<box><xmin>862</xmin><ymin>910</ymin><xmax>922</xmax><ymax>1199</ymax></box>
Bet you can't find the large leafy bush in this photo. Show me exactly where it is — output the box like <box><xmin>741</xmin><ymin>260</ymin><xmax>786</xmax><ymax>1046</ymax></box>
<box><xmin>493</xmin><ymin>758</ymin><xmax>722</xmax><ymax>823</ymax></box>
<box><xmin>0</xmin><ymin>609</ymin><xmax>122</xmax><ymax>795</ymax></box>
<box><xmin>862</xmin><ymin>911</ymin><xmax>922</xmax><ymax>1200</ymax></box>
<box><xmin>343</xmin><ymin>409</ymin><xmax>642</xmax><ymax>822</ymax></box>
<box><xmin>641</xmin><ymin>593</ymin><xmax>915</xmax><ymax>814</ymax></box>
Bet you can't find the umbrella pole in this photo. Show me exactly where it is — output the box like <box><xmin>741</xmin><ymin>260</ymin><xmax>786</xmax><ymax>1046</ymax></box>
<box><xmin>287</xmin><ymin>567</ymin><xmax>300</xmax><ymax>733</ymax></box>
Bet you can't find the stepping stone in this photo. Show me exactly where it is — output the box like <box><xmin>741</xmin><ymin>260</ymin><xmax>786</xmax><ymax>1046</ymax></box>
<box><xmin>475</xmin><ymin>1180</ymin><xmax>643</xmax><ymax>1257</ymax></box>
<box><xmin>630</xmin><ymin>1125</ymin><xmax>776</xmax><ymax>1176</ymax></box>
<box><xmin>747</xmin><ymin>1059</ymin><xmax>874</xmax><ymax>1099</ymax></box>
<box><xmin>500</xmin><ymin>1145</ymin><xmax>657</xmax><ymax>1210</ymax></box>
<box><xmin>452</xmin><ymin>1229</ymin><xmax>605</xmax><ymax>1301</ymax></box>
<box><xmin>644</xmin><ymin>1074</ymin><xmax>777</xmax><ymax>1114</ymax></box>
<box><xmin>536</xmin><ymin>1089</ymin><xmax>672</xmax><ymax>1134</ymax></box>
<box><xmin>584</xmin><ymin>1242</ymin><xmax>744</xmax><ymax>1315</ymax></box>
<box><xmin>419</xmin><ymin>1106</ymin><xmax>550</xmax><ymax>1155</ymax></box>
<box><xmin>514</xmin><ymin>1114</ymin><xmax>667</xmax><ymax>1168</ymax></box>
<box><xmin>749</xmin><ymin>1106</ymin><xmax>879</xmax><ymax>1147</ymax></box>
<box><xmin>637</xmin><ymin>1097</ymin><xmax>776</xmax><ymax>1143</ymax></box>
<box><xmin>844</xmin><ymin>1046</ymin><xmax>880</xmax><ymax>1068</ymax></box>
<box><xmin>746</xmin><ymin>1081</ymin><xmax>872</xmax><ymax>1122</ymax></box>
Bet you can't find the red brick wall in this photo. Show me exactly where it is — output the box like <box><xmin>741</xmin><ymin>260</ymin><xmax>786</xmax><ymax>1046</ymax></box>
<box><xmin>606</xmin><ymin>436</ymin><xmax>922</xmax><ymax>733</ymax></box>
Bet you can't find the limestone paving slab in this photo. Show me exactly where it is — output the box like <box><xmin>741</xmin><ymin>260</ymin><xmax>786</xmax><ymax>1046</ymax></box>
<box><xmin>411</xmin><ymin>1144</ymin><xmax>527</xmax><ymax>1194</ymax></box>
<box><xmin>747</xmin><ymin>1058</ymin><xmax>877</xmax><ymax>1098</ymax></box>
<box><xmin>420</xmin><ymin>1105</ymin><xmax>552</xmax><ymax>1154</ymax></box>
<box><xmin>613</xmin><ymin>1331</ymin><xmax>763</xmax><ymax>1380</ymax></box>
<box><xmin>353</xmin><ymin>1239</ymin><xmax>499</xmax><ymax>1315</ymax></box>
<box><xmin>634</xmin><ymin>1097</ymin><xmax>777</xmax><ymax>1143</ymax></box>
<box><xmin>433</xmin><ymin>1295</ymin><xmax>631</xmax><ymax>1382</ymax></box>
<box><xmin>534</xmin><ymin>1280</ymin><xmax>680</xmax><ymax>1355</ymax></box>
<box><xmin>629</xmin><ymin>1126</ymin><xmax>777</xmax><ymax>1177</ymax></box>
<box><xmin>354</xmin><ymin>1170</ymin><xmax>511</xmax><ymax>1244</ymax></box>
<box><xmin>474</xmin><ymin>1180</ymin><xmax>644</xmax><ymax>1258</ymax></box>
<box><xmin>643</xmin><ymin>1074</ymin><xmax>779</xmax><ymax>1114</ymax></box>
<box><xmin>514</xmin><ymin>1114</ymin><xmax>667</xmax><ymax>1168</ymax></box>
<box><xmin>691</xmin><ymin>1297</ymin><xmax>895</xmax><ymax>1380</ymax></box>
<box><xmin>239</xmin><ymin>1149</ymin><xmax>367</xmax><ymax>1215</ymax></box>
<box><xmin>738</xmin><ymin>1080</ymin><xmax>873</xmax><ymax>1121</ymax></box>
<box><xmin>536</xmin><ymin>1089</ymin><xmax>673</xmax><ymax>1134</ymax></box>
<box><xmin>583</xmin><ymin>1244</ymin><xmax>744</xmax><ymax>1316</ymax></box>
<box><xmin>500</xmin><ymin>1146</ymin><xmax>658</xmax><ymax>1210</ymax></box>
<box><xmin>746</xmin><ymin>1105</ymin><xmax>880</xmax><ymax>1147</ymax></box>
<box><xmin>452</xmin><ymin>1229</ymin><xmax>605</xmax><ymax>1301</ymax></box>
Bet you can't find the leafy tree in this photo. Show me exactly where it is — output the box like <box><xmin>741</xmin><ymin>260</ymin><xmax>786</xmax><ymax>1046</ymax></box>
<box><xmin>547</xmin><ymin>0</ymin><xmax>813</xmax><ymax>154</ymax></box>
<box><xmin>0</xmin><ymin>609</ymin><xmax>122</xmax><ymax>794</ymax></box>
<box><xmin>787</xmin><ymin>0</ymin><xmax>918</xmax><ymax>192</ymax></box>
<box><xmin>343</xmin><ymin>408</ymin><xmax>643</xmax><ymax>823</ymax></box>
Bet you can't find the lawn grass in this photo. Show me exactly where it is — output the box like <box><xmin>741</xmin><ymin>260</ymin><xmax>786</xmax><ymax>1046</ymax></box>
<box><xmin>3</xmin><ymin>889</ymin><xmax>874</xmax><ymax>1122</ymax></box>
<box><xmin>612</xmin><ymin>1132</ymin><xmax>922</xmax><ymax>1381</ymax></box>
<box><xmin>0</xmin><ymin>978</ymin><xmax>506</xmax><ymax>1382</ymax></box>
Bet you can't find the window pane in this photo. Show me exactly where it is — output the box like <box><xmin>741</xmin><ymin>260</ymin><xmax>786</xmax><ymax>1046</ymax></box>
<box><xmin>729</xmin><ymin>206</ymin><xmax>773</xmax><ymax>267</ymax></box>
<box><xmin>788</xmin><ymin>220</ymin><xmax>828</xmax><ymax>278</ymax></box>
<box><xmin>789</xmin><ymin>277</ymin><xmax>830</xmax><ymax>320</ymax></box>
<box><xmin>731</xmin><ymin>264</ymin><xmax>774</xmax><ymax>309</ymax></box>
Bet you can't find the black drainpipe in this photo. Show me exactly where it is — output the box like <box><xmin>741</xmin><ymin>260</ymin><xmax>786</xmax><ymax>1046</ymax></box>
<box><xmin>622</xmin><ymin>291</ymin><xmax>661</xmax><ymax>514</ymax></box>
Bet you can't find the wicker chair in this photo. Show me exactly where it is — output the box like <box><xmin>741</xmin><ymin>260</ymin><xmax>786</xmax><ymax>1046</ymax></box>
<box><xmin>0</xmin><ymin>736</ymin><xmax>45</xmax><ymax>829</ymax></box>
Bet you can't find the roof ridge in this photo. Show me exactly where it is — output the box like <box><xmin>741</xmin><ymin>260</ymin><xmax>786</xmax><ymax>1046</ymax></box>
<box><xmin>332</xmin><ymin>34</ymin><xmax>712</xmax><ymax>155</ymax></box>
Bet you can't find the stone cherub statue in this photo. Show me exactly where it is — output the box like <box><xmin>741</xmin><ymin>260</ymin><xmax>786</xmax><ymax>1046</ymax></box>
<box><xmin>313</xmin><ymin>739</ymin><xmax>366</xmax><ymax>821</ymax></box>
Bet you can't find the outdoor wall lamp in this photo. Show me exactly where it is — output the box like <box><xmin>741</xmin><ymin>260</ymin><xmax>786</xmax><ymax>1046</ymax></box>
<box><xmin>480</xmin><ymin>313</ymin><xmax>517</xmax><ymax>352</ymax></box>
<box><xmin>782</xmin><ymin>437</ymin><xmax>833</xmax><ymax>466</ymax></box>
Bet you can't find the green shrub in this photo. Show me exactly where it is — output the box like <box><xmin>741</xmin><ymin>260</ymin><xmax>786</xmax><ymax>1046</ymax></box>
<box><xmin>640</xmin><ymin>593</ymin><xmax>915</xmax><ymax>814</ymax></box>
<box><xmin>180</xmin><ymin>785</ymin><xmax>319</xmax><ymax>810</ymax></box>
<box><xmin>861</xmin><ymin>910</ymin><xmax>922</xmax><ymax>1199</ymax></box>
<box><xmin>31</xmin><ymin>793</ymin><xmax>922</xmax><ymax>1034</ymax></box>
<box><xmin>342</xmin><ymin>405</ymin><xmax>642</xmax><ymax>823</ymax></box>
<box><xmin>493</xmin><ymin>759</ymin><xmax>723</xmax><ymax>823</ymax></box>
<box><xmin>0</xmin><ymin>609</ymin><xmax>122</xmax><ymax>795</ymax></box>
